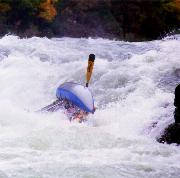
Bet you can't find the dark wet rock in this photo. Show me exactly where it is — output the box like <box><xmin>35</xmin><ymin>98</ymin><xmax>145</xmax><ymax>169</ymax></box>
<box><xmin>158</xmin><ymin>123</ymin><xmax>180</xmax><ymax>144</ymax></box>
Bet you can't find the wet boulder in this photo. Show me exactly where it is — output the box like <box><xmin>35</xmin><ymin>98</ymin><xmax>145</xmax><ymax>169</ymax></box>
<box><xmin>158</xmin><ymin>123</ymin><xmax>180</xmax><ymax>145</ymax></box>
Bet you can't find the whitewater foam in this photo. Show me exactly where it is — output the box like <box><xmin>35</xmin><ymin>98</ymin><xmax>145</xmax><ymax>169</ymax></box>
<box><xmin>0</xmin><ymin>35</ymin><xmax>180</xmax><ymax>178</ymax></box>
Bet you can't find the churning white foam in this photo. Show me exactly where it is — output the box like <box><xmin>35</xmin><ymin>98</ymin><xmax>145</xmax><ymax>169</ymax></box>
<box><xmin>0</xmin><ymin>35</ymin><xmax>180</xmax><ymax>178</ymax></box>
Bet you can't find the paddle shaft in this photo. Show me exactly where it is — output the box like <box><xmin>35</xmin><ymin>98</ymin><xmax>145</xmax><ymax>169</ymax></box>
<box><xmin>86</xmin><ymin>54</ymin><xmax>95</xmax><ymax>87</ymax></box>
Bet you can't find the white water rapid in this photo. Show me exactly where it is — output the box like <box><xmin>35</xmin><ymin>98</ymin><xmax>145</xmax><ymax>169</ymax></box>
<box><xmin>0</xmin><ymin>35</ymin><xmax>180</xmax><ymax>178</ymax></box>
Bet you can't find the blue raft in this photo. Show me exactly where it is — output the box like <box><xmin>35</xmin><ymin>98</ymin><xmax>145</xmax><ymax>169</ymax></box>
<box><xmin>56</xmin><ymin>82</ymin><xmax>94</xmax><ymax>113</ymax></box>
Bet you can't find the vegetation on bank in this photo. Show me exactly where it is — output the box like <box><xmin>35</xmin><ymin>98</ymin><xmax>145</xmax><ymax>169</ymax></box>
<box><xmin>0</xmin><ymin>0</ymin><xmax>179</xmax><ymax>41</ymax></box>
<box><xmin>0</xmin><ymin>0</ymin><xmax>59</xmax><ymax>36</ymax></box>
<box><xmin>110</xmin><ymin>0</ymin><xmax>180</xmax><ymax>40</ymax></box>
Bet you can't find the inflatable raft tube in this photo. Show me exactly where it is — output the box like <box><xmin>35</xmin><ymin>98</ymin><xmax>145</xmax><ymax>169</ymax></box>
<box><xmin>56</xmin><ymin>82</ymin><xmax>94</xmax><ymax>113</ymax></box>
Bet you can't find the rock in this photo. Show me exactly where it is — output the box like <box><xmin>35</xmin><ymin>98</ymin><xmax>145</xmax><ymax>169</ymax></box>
<box><xmin>158</xmin><ymin>123</ymin><xmax>180</xmax><ymax>144</ymax></box>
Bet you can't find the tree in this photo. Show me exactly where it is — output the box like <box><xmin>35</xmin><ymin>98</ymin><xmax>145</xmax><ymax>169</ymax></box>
<box><xmin>0</xmin><ymin>2</ymin><xmax>11</xmax><ymax>13</ymax></box>
<box><xmin>38</xmin><ymin>0</ymin><xmax>58</xmax><ymax>22</ymax></box>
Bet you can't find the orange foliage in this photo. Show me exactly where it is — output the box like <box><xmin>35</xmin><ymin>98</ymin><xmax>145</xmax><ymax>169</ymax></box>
<box><xmin>38</xmin><ymin>0</ymin><xmax>58</xmax><ymax>22</ymax></box>
<box><xmin>164</xmin><ymin>0</ymin><xmax>180</xmax><ymax>21</ymax></box>
<box><xmin>0</xmin><ymin>3</ymin><xmax>11</xmax><ymax>13</ymax></box>
<box><xmin>164</xmin><ymin>0</ymin><xmax>180</xmax><ymax>12</ymax></box>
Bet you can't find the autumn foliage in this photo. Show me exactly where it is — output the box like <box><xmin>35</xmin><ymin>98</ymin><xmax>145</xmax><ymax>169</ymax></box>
<box><xmin>0</xmin><ymin>0</ymin><xmax>58</xmax><ymax>22</ymax></box>
<box><xmin>39</xmin><ymin>0</ymin><xmax>57</xmax><ymax>22</ymax></box>
<box><xmin>165</xmin><ymin>0</ymin><xmax>180</xmax><ymax>11</ymax></box>
<box><xmin>0</xmin><ymin>2</ymin><xmax>11</xmax><ymax>13</ymax></box>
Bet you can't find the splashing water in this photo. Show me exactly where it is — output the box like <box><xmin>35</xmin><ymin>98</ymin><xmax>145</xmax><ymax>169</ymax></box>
<box><xmin>0</xmin><ymin>35</ymin><xmax>180</xmax><ymax>178</ymax></box>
